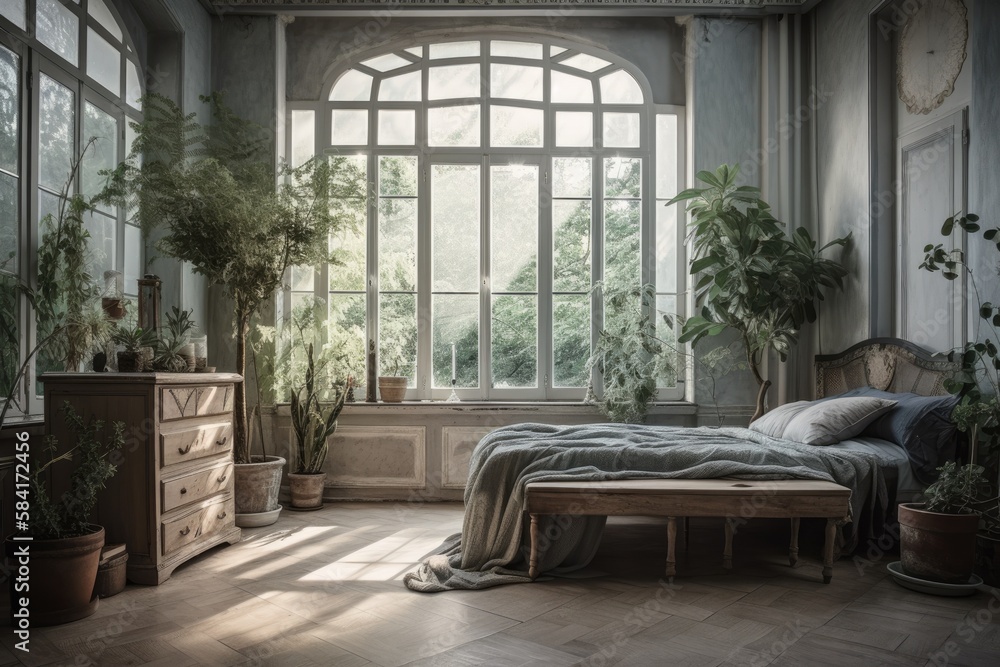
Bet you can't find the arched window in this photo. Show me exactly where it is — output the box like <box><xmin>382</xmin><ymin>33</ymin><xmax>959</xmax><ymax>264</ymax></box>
<box><xmin>287</xmin><ymin>37</ymin><xmax>683</xmax><ymax>402</ymax></box>
<box><xmin>1</xmin><ymin>0</ymin><xmax>144</xmax><ymax>416</ymax></box>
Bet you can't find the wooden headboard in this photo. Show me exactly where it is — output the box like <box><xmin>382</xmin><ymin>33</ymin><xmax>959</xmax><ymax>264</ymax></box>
<box><xmin>814</xmin><ymin>337</ymin><xmax>960</xmax><ymax>398</ymax></box>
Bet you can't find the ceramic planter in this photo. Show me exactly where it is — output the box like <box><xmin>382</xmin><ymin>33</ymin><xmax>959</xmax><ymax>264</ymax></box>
<box><xmin>4</xmin><ymin>526</ymin><xmax>105</xmax><ymax>626</ymax></box>
<box><xmin>117</xmin><ymin>350</ymin><xmax>140</xmax><ymax>372</ymax></box>
<box><xmin>288</xmin><ymin>472</ymin><xmax>327</xmax><ymax>509</ymax></box>
<box><xmin>378</xmin><ymin>376</ymin><xmax>407</xmax><ymax>402</ymax></box>
<box><xmin>898</xmin><ymin>502</ymin><xmax>979</xmax><ymax>583</ymax></box>
<box><xmin>234</xmin><ymin>455</ymin><xmax>286</xmax><ymax>527</ymax></box>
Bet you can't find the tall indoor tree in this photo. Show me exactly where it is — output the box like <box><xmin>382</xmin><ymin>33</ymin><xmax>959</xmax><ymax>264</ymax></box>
<box><xmin>97</xmin><ymin>93</ymin><xmax>365</xmax><ymax>463</ymax></box>
<box><xmin>669</xmin><ymin>164</ymin><xmax>851</xmax><ymax>422</ymax></box>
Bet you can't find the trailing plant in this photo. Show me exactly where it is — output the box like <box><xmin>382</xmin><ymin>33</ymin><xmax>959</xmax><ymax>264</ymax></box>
<box><xmin>668</xmin><ymin>164</ymin><xmax>851</xmax><ymax>421</ymax></box>
<box><xmin>290</xmin><ymin>343</ymin><xmax>348</xmax><ymax>474</ymax></box>
<box><xmin>27</xmin><ymin>402</ymin><xmax>125</xmax><ymax>540</ymax></box>
<box><xmin>922</xmin><ymin>461</ymin><xmax>1000</xmax><ymax>537</ymax></box>
<box><xmin>920</xmin><ymin>212</ymin><xmax>1000</xmax><ymax>482</ymax></box>
<box><xmin>96</xmin><ymin>92</ymin><xmax>366</xmax><ymax>464</ymax></box>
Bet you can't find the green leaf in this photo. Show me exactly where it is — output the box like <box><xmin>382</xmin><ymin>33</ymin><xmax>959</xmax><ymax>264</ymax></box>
<box><xmin>942</xmin><ymin>217</ymin><xmax>955</xmax><ymax>235</ymax></box>
<box><xmin>690</xmin><ymin>256</ymin><xmax>720</xmax><ymax>274</ymax></box>
<box><xmin>966</xmin><ymin>213</ymin><xmax>979</xmax><ymax>222</ymax></box>
<box><xmin>981</xmin><ymin>303</ymin><xmax>994</xmax><ymax>319</ymax></box>
<box><xmin>984</xmin><ymin>228</ymin><xmax>998</xmax><ymax>240</ymax></box>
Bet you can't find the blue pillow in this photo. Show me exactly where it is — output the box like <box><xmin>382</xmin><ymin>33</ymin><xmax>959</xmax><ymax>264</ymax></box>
<box><xmin>836</xmin><ymin>387</ymin><xmax>959</xmax><ymax>484</ymax></box>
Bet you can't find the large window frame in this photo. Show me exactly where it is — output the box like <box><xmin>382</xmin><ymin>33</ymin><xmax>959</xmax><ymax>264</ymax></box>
<box><xmin>286</xmin><ymin>35</ymin><xmax>685</xmax><ymax>402</ymax></box>
<box><xmin>0</xmin><ymin>0</ymin><xmax>143</xmax><ymax>420</ymax></box>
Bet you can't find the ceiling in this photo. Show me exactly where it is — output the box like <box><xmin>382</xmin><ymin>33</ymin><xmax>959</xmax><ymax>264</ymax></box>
<box><xmin>203</xmin><ymin>0</ymin><xmax>822</xmax><ymax>17</ymax></box>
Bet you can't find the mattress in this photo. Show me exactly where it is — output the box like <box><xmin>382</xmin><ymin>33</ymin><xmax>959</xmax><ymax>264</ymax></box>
<box><xmin>828</xmin><ymin>436</ymin><xmax>924</xmax><ymax>502</ymax></box>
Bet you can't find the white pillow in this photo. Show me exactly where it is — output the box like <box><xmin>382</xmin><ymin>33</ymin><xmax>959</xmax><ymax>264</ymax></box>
<box><xmin>750</xmin><ymin>397</ymin><xmax>898</xmax><ymax>446</ymax></box>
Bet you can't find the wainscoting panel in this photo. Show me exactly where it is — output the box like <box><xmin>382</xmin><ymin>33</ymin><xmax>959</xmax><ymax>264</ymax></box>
<box><xmin>440</xmin><ymin>426</ymin><xmax>494</xmax><ymax>489</ymax></box>
<box><xmin>325</xmin><ymin>426</ymin><xmax>426</xmax><ymax>488</ymax></box>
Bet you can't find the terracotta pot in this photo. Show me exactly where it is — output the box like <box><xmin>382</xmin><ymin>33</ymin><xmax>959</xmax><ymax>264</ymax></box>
<box><xmin>378</xmin><ymin>376</ymin><xmax>408</xmax><ymax>402</ymax></box>
<box><xmin>5</xmin><ymin>526</ymin><xmax>104</xmax><ymax>626</ymax></box>
<box><xmin>234</xmin><ymin>456</ymin><xmax>286</xmax><ymax>527</ymax></box>
<box><xmin>288</xmin><ymin>472</ymin><xmax>327</xmax><ymax>509</ymax></box>
<box><xmin>898</xmin><ymin>502</ymin><xmax>979</xmax><ymax>583</ymax></box>
<box><xmin>117</xmin><ymin>351</ymin><xmax>140</xmax><ymax>373</ymax></box>
<box><xmin>101</xmin><ymin>297</ymin><xmax>125</xmax><ymax>320</ymax></box>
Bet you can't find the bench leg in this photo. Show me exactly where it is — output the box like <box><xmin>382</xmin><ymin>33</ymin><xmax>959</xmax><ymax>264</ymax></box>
<box><xmin>529</xmin><ymin>513</ymin><xmax>540</xmax><ymax>580</ymax></box>
<box><xmin>683</xmin><ymin>516</ymin><xmax>690</xmax><ymax>549</ymax></box>
<box><xmin>665</xmin><ymin>517</ymin><xmax>677</xmax><ymax>580</ymax></box>
<box><xmin>822</xmin><ymin>517</ymin><xmax>837</xmax><ymax>584</ymax></box>
<box><xmin>723</xmin><ymin>518</ymin><xmax>735</xmax><ymax>570</ymax></box>
<box><xmin>789</xmin><ymin>517</ymin><xmax>800</xmax><ymax>567</ymax></box>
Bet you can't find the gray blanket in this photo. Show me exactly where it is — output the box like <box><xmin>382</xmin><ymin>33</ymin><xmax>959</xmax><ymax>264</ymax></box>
<box><xmin>403</xmin><ymin>423</ymin><xmax>890</xmax><ymax>592</ymax></box>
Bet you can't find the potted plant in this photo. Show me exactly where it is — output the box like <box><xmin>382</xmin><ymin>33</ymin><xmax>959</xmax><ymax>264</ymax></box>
<box><xmin>668</xmin><ymin>165</ymin><xmax>851</xmax><ymax>422</ymax></box>
<box><xmin>919</xmin><ymin>212</ymin><xmax>1000</xmax><ymax>584</ymax></box>
<box><xmin>378</xmin><ymin>335</ymin><xmax>411</xmax><ymax>403</ymax></box>
<box><xmin>289</xmin><ymin>343</ymin><xmax>348</xmax><ymax>509</ymax></box>
<box><xmin>4</xmin><ymin>402</ymin><xmax>124</xmax><ymax>625</ymax></box>
<box><xmin>97</xmin><ymin>93</ymin><xmax>364</xmax><ymax>524</ymax></box>
<box><xmin>151</xmin><ymin>306</ymin><xmax>197</xmax><ymax>372</ymax></box>
<box><xmin>111</xmin><ymin>323</ymin><xmax>155</xmax><ymax>372</ymax></box>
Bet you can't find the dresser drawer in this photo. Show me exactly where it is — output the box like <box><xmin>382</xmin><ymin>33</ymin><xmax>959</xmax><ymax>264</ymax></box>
<box><xmin>161</xmin><ymin>384</ymin><xmax>234</xmax><ymax>421</ymax></box>
<box><xmin>162</xmin><ymin>462</ymin><xmax>233</xmax><ymax>512</ymax></box>
<box><xmin>160</xmin><ymin>422</ymin><xmax>232</xmax><ymax>468</ymax></box>
<box><xmin>162</xmin><ymin>498</ymin><xmax>234</xmax><ymax>556</ymax></box>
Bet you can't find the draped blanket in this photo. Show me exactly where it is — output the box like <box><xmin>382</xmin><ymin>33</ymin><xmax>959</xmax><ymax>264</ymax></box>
<box><xmin>404</xmin><ymin>423</ymin><xmax>890</xmax><ymax>592</ymax></box>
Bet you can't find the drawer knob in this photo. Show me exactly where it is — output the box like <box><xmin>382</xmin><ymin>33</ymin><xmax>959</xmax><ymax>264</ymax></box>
<box><xmin>217</xmin><ymin>474</ymin><xmax>228</xmax><ymax>484</ymax></box>
<box><xmin>178</xmin><ymin>443</ymin><xmax>193</xmax><ymax>455</ymax></box>
<box><xmin>180</xmin><ymin>487</ymin><xmax>187</xmax><ymax>495</ymax></box>
<box><xmin>179</xmin><ymin>526</ymin><xmax>191</xmax><ymax>536</ymax></box>
<box><xmin>216</xmin><ymin>436</ymin><xmax>228</xmax><ymax>446</ymax></box>
<box><xmin>217</xmin><ymin>511</ymin><xmax>227</xmax><ymax>520</ymax></box>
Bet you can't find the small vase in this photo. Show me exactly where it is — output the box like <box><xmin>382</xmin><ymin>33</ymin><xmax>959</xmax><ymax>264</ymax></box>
<box><xmin>92</xmin><ymin>352</ymin><xmax>107</xmax><ymax>373</ymax></box>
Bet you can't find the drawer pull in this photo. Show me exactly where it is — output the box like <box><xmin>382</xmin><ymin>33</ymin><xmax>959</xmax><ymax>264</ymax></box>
<box><xmin>217</xmin><ymin>511</ymin><xmax>228</xmax><ymax>520</ymax></box>
<box><xmin>180</xmin><ymin>487</ymin><xmax>187</xmax><ymax>495</ymax></box>
<box><xmin>216</xmin><ymin>436</ymin><xmax>228</xmax><ymax>446</ymax></box>
<box><xmin>195</xmin><ymin>527</ymin><xmax>202</xmax><ymax>538</ymax></box>
<box><xmin>179</xmin><ymin>526</ymin><xmax>191</xmax><ymax>536</ymax></box>
<box><xmin>178</xmin><ymin>444</ymin><xmax>193</xmax><ymax>455</ymax></box>
<box><xmin>217</xmin><ymin>474</ymin><xmax>228</xmax><ymax>484</ymax></box>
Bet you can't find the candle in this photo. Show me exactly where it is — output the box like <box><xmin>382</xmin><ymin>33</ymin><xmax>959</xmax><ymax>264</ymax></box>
<box><xmin>451</xmin><ymin>343</ymin><xmax>457</xmax><ymax>384</ymax></box>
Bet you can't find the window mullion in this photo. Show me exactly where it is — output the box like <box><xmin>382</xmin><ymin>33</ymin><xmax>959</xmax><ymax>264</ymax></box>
<box><xmin>538</xmin><ymin>160</ymin><xmax>553</xmax><ymax>399</ymax></box>
<box><xmin>480</xmin><ymin>153</ymin><xmax>491</xmax><ymax>399</ymax></box>
<box><xmin>416</xmin><ymin>152</ymin><xmax>432</xmax><ymax>399</ymax></box>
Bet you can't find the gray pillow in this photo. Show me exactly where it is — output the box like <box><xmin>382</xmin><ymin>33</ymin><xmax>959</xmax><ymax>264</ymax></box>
<box><xmin>750</xmin><ymin>397</ymin><xmax>898</xmax><ymax>446</ymax></box>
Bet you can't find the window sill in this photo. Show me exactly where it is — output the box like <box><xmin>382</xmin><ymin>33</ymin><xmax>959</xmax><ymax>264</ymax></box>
<box><xmin>272</xmin><ymin>401</ymin><xmax>697</xmax><ymax>417</ymax></box>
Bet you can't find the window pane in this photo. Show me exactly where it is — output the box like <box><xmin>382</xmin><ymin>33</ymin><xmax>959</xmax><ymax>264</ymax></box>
<box><xmin>605</xmin><ymin>157</ymin><xmax>641</xmax><ymax>199</ymax></box>
<box><xmin>490</xmin><ymin>64</ymin><xmax>543</xmax><ymax>101</ymax></box>
<box><xmin>492</xmin><ymin>295</ymin><xmax>536</xmax><ymax>388</ymax></box>
<box><xmin>553</xmin><ymin>200</ymin><xmax>591</xmax><ymax>293</ymax></box>
<box><xmin>604</xmin><ymin>199</ymin><xmax>640</xmax><ymax>290</ymax></box>
<box><xmin>551</xmin><ymin>71</ymin><xmax>593</xmax><ymax>103</ymax></box>
<box><xmin>329</xmin><ymin>294</ymin><xmax>367</xmax><ymax>387</ymax></box>
<box><xmin>603</xmin><ymin>112</ymin><xmax>640</xmax><ymax>148</ymax></box>
<box><xmin>88</xmin><ymin>0</ymin><xmax>122</xmax><ymax>42</ymax></box>
<box><xmin>600</xmin><ymin>70</ymin><xmax>643</xmax><ymax>104</ymax></box>
<box><xmin>655</xmin><ymin>204</ymin><xmax>677</xmax><ymax>294</ymax></box>
<box><xmin>37</xmin><ymin>0</ymin><xmax>79</xmax><ymax>66</ymax></box>
<box><xmin>125</xmin><ymin>59</ymin><xmax>142</xmax><ymax>110</ymax></box>
<box><xmin>123</xmin><ymin>223</ymin><xmax>140</xmax><ymax>295</ymax></box>
<box><xmin>331</xmin><ymin>109</ymin><xmax>367</xmax><ymax>145</ymax></box>
<box><xmin>429</xmin><ymin>65</ymin><xmax>480</xmax><ymax>101</ymax></box>
<box><xmin>378</xmin><ymin>71</ymin><xmax>420</xmax><ymax>102</ymax></box>
<box><xmin>656</xmin><ymin>294</ymin><xmax>679</xmax><ymax>387</ymax></box>
<box><xmin>290</xmin><ymin>265</ymin><xmax>314</xmax><ymax>292</ymax></box>
<box><xmin>360</xmin><ymin>53</ymin><xmax>410</xmax><ymax>72</ymax></box>
<box><xmin>560</xmin><ymin>53</ymin><xmax>610</xmax><ymax>73</ymax></box>
<box><xmin>656</xmin><ymin>114</ymin><xmax>679</xmax><ymax>199</ymax></box>
<box><xmin>0</xmin><ymin>273</ymin><xmax>18</xmax><ymax>401</ymax></box>
<box><xmin>432</xmin><ymin>164</ymin><xmax>480</xmax><ymax>292</ymax></box>
<box><xmin>0</xmin><ymin>0</ymin><xmax>26</xmax><ymax>30</ymax></box>
<box><xmin>378</xmin><ymin>198</ymin><xmax>417</xmax><ymax>292</ymax></box>
<box><xmin>555</xmin><ymin>111</ymin><xmax>592</xmax><ymax>147</ymax></box>
<box><xmin>0</xmin><ymin>173</ymin><xmax>17</xmax><ymax>275</ymax></box>
<box><xmin>433</xmin><ymin>294</ymin><xmax>479</xmax><ymax>388</ymax></box>
<box><xmin>291</xmin><ymin>109</ymin><xmax>314</xmax><ymax>168</ymax></box>
<box><xmin>553</xmin><ymin>157</ymin><xmax>592</xmax><ymax>198</ymax></box>
<box><xmin>550</xmin><ymin>46</ymin><xmax>567</xmax><ymax>57</ymax></box>
<box><xmin>84</xmin><ymin>210</ymin><xmax>116</xmax><ymax>277</ymax></box>
<box><xmin>0</xmin><ymin>45</ymin><xmax>19</xmax><ymax>174</ymax></box>
<box><xmin>378</xmin><ymin>109</ymin><xmax>415</xmax><ymax>146</ymax></box>
<box><xmin>330</xmin><ymin>70</ymin><xmax>372</xmax><ymax>102</ymax></box>
<box><xmin>329</xmin><ymin>224</ymin><xmax>366</xmax><ymax>292</ymax></box>
<box><xmin>428</xmin><ymin>105</ymin><xmax>480</xmax><ymax>147</ymax></box>
<box><xmin>491</xmin><ymin>41</ymin><xmax>543</xmax><ymax>59</ymax></box>
<box><xmin>39</xmin><ymin>74</ymin><xmax>75</xmax><ymax>193</ymax></box>
<box><xmin>404</xmin><ymin>46</ymin><xmax>423</xmax><ymax>58</ymax></box>
<box><xmin>553</xmin><ymin>295</ymin><xmax>590</xmax><ymax>387</ymax></box>
<box><xmin>379</xmin><ymin>293</ymin><xmax>417</xmax><ymax>382</ymax></box>
<box><xmin>490</xmin><ymin>106</ymin><xmax>542</xmax><ymax>147</ymax></box>
<box><xmin>83</xmin><ymin>102</ymin><xmax>118</xmax><ymax>215</ymax></box>
<box><xmin>379</xmin><ymin>155</ymin><xmax>418</xmax><ymax>197</ymax></box>
<box><xmin>491</xmin><ymin>165</ymin><xmax>537</xmax><ymax>292</ymax></box>
<box><xmin>429</xmin><ymin>41</ymin><xmax>479</xmax><ymax>59</ymax></box>
<box><xmin>87</xmin><ymin>27</ymin><xmax>121</xmax><ymax>96</ymax></box>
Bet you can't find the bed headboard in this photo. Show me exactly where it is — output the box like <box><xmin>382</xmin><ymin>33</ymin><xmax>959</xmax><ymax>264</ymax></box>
<box><xmin>814</xmin><ymin>337</ymin><xmax>960</xmax><ymax>398</ymax></box>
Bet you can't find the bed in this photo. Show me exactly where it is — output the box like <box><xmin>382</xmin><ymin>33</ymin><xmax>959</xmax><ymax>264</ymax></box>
<box><xmin>404</xmin><ymin>338</ymin><xmax>962</xmax><ymax>592</ymax></box>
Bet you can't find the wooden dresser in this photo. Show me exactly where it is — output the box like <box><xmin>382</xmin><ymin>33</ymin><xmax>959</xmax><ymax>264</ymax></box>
<box><xmin>41</xmin><ymin>372</ymin><xmax>243</xmax><ymax>585</ymax></box>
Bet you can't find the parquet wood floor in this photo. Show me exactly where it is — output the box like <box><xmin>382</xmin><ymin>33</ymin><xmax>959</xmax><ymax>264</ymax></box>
<box><xmin>3</xmin><ymin>503</ymin><xmax>998</xmax><ymax>666</ymax></box>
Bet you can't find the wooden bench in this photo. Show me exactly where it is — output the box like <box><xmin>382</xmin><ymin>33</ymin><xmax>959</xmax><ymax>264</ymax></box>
<box><xmin>525</xmin><ymin>478</ymin><xmax>851</xmax><ymax>584</ymax></box>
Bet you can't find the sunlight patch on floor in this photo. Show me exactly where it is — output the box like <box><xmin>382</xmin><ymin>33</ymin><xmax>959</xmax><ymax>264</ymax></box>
<box><xmin>300</xmin><ymin>527</ymin><xmax>449</xmax><ymax>581</ymax></box>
